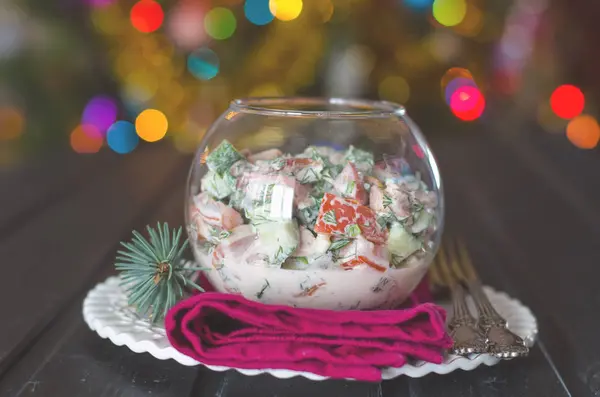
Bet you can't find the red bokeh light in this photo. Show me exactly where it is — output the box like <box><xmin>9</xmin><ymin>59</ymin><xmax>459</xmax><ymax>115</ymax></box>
<box><xmin>550</xmin><ymin>85</ymin><xmax>584</xmax><ymax>120</ymax></box>
<box><xmin>449</xmin><ymin>86</ymin><xmax>485</xmax><ymax>121</ymax></box>
<box><xmin>130</xmin><ymin>0</ymin><xmax>164</xmax><ymax>33</ymax></box>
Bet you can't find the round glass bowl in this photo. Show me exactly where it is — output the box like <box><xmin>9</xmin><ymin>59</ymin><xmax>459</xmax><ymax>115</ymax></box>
<box><xmin>186</xmin><ymin>97</ymin><xmax>444</xmax><ymax>310</ymax></box>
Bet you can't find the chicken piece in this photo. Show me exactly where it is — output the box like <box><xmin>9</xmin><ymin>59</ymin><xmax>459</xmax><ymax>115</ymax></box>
<box><xmin>248</xmin><ymin>148</ymin><xmax>283</xmax><ymax>163</ymax></box>
<box><xmin>384</xmin><ymin>183</ymin><xmax>411</xmax><ymax>220</ymax></box>
<box><xmin>192</xmin><ymin>192</ymin><xmax>243</xmax><ymax>240</ymax></box>
<box><xmin>337</xmin><ymin>235</ymin><xmax>390</xmax><ymax>272</ymax></box>
<box><xmin>212</xmin><ymin>224</ymin><xmax>257</xmax><ymax>268</ymax></box>
<box><xmin>333</xmin><ymin>162</ymin><xmax>367</xmax><ymax>204</ymax></box>
<box><xmin>292</xmin><ymin>227</ymin><xmax>330</xmax><ymax>257</ymax></box>
<box><xmin>369</xmin><ymin>184</ymin><xmax>386</xmax><ymax>213</ymax></box>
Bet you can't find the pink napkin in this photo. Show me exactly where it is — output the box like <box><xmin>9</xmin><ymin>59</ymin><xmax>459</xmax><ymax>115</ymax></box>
<box><xmin>165</xmin><ymin>292</ymin><xmax>451</xmax><ymax>382</ymax></box>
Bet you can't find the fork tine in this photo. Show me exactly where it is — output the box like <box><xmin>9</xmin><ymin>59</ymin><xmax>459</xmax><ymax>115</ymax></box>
<box><xmin>456</xmin><ymin>238</ymin><xmax>477</xmax><ymax>281</ymax></box>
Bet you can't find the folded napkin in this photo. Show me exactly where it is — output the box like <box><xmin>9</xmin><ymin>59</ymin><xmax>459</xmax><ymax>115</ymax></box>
<box><xmin>165</xmin><ymin>292</ymin><xmax>451</xmax><ymax>381</ymax></box>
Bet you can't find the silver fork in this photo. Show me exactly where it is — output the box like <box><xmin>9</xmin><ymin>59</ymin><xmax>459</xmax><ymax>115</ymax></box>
<box><xmin>433</xmin><ymin>244</ymin><xmax>487</xmax><ymax>356</ymax></box>
<box><xmin>451</xmin><ymin>239</ymin><xmax>529</xmax><ymax>358</ymax></box>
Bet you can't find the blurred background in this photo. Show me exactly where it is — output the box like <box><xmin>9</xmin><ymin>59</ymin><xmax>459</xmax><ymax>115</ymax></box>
<box><xmin>0</xmin><ymin>0</ymin><xmax>598</xmax><ymax>163</ymax></box>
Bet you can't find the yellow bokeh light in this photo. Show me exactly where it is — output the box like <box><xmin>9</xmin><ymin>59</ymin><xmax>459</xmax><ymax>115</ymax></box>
<box><xmin>249</xmin><ymin>83</ymin><xmax>284</xmax><ymax>97</ymax></box>
<box><xmin>318</xmin><ymin>0</ymin><xmax>334</xmax><ymax>23</ymax></box>
<box><xmin>135</xmin><ymin>109</ymin><xmax>168</xmax><ymax>142</ymax></box>
<box><xmin>378</xmin><ymin>76</ymin><xmax>410</xmax><ymax>104</ymax></box>
<box><xmin>269</xmin><ymin>0</ymin><xmax>303</xmax><ymax>21</ymax></box>
<box><xmin>433</xmin><ymin>0</ymin><xmax>467</xmax><ymax>27</ymax></box>
<box><xmin>453</xmin><ymin>3</ymin><xmax>483</xmax><ymax>37</ymax></box>
<box><xmin>0</xmin><ymin>107</ymin><xmax>25</xmax><ymax>141</ymax></box>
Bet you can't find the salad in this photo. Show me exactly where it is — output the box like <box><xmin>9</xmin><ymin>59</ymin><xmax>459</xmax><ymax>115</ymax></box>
<box><xmin>188</xmin><ymin>140</ymin><xmax>438</xmax><ymax>274</ymax></box>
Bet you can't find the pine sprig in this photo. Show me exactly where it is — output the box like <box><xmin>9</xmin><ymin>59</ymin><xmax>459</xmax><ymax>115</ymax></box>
<box><xmin>115</xmin><ymin>222</ymin><xmax>206</xmax><ymax>323</ymax></box>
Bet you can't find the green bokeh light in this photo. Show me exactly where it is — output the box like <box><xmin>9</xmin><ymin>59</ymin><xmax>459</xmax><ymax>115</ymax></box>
<box><xmin>205</xmin><ymin>7</ymin><xmax>237</xmax><ymax>40</ymax></box>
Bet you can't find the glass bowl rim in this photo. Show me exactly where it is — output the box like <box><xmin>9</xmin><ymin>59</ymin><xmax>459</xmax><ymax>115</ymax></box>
<box><xmin>230</xmin><ymin>97</ymin><xmax>406</xmax><ymax>118</ymax></box>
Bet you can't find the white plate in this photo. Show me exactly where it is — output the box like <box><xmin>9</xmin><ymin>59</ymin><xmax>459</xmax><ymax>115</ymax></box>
<box><xmin>83</xmin><ymin>276</ymin><xmax>538</xmax><ymax>380</ymax></box>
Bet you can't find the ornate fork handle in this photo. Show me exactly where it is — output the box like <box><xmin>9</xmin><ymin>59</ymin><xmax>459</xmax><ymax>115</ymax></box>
<box><xmin>467</xmin><ymin>280</ymin><xmax>529</xmax><ymax>358</ymax></box>
<box><xmin>447</xmin><ymin>282</ymin><xmax>487</xmax><ymax>355</ymax></box>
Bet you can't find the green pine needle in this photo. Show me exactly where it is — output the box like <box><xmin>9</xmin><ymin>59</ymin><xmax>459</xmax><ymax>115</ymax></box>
<box><xmin>115</xmin><ymin>222</ymin><xmax>205</xmax><ymax>323</ymax></box>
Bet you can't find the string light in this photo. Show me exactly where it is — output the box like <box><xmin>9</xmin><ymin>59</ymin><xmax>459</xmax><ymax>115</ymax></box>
<box><xmin>550</xmin><ymin>85</ymin><xmax>584</xmax><ymax>120</ymax></box>
<box><xmin>432</xmin><ymin>0</ymin><xmax>467</xmax><ymax>27</ymax></box>
<box><xmin>0</xmin><ymin>107</ymin><xmax>24</xmax><ymax>141</ymax></box>
<box><xmin>130</xmin><ymin>0</ymin><xmax>164</xmax><ymax>33</ymax></box>
<box><xmin>81</xmin><ymin>96</ymin><xmax>117</xmax><ymax>137</ymax></box>
<box><xmin>107</xmin><ymin>121</ymin><xmax>139</xmax><ymax>154</ymax></box>
<box><xmin>269</xmin><ymin>0</ymin><xmax>303</xmax><ymax>21</ymax></box>
<box><xmin>245</xmin><ymin>0</ymin><xmax>274</xmax><ymax>25</ymax></box>
<box><xmin>136</xmin><ymin>109</ymin><xmax>168</xmax><ymax>142</ymax></box>
<box><xmin>70</xmin><ymin>125</ymin><xmax>103</xmax><ymax>153</ymax></box>
<box><xmin>566</xmin><ymin>115</ymin><xmax>600</xmax><ymax>149</ymax></box>
<box><xmin>205</xmin><ymin>7</ymin><xmax>237</xmax><ymax>40</ymax></box>
<box><xmin>188</xmin><ymin>48</ymin><xmax>220</xmax><ymax>80</ymax></box>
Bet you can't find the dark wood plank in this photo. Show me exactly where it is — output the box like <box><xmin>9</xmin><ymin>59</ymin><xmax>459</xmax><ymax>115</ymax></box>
<box><xmin>190</xmin><ymin>370</ymin><xmax>384</xmax><ymax>397</ymax></box>
<box><xmin>0</xmin><ymin>144</ymin><xmax>189</xmax><ymax>375</ymax></box>
<box><xmin>382</xmin><ymin>348</ymin><xmax>568</xmax><ymax>397</ymax></box>
<box><xmin>0</xmin><ymin>150</ymin><xmax>116</xmax><ymax>238</ymax></box>
<box><xmin>0</xmin><ymin>185</ymin><xmax>200</xmax><ymax>397</ymax></box>
<box><xmin>430</xmin><ymin>130</ymin><xmax>593</xmax><ymax>396</ymax></box>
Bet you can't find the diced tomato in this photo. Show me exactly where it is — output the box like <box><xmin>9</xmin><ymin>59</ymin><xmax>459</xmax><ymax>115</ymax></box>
<box><xmin>314</xmin><ymin>193</ymin><xmax>387</xmax><ymax>243</ymax></box>
<box><xmin>333</xmin><ymin>162</ymin><xmax>367</xmax><ymax>204</ymax></box>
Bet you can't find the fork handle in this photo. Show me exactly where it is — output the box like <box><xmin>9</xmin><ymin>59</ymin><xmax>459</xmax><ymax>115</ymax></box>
<box><xmin>466</xmin><ymin>280</ymin><xmax>506</xmax><ymax>327</ymax></box>
<box><xmin>450</xmin><ymin>282</ymin><xmax>477</xmax><ymax>325</ymax></box>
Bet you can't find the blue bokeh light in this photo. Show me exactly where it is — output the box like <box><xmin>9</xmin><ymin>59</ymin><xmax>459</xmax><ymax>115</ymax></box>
<box><xmin>107</xmin><ymin>121</ymin><xmax>139</xmax><ymax>154</ymax></box>
<box><xmin>187</xmin><ymin>48</ymin><xmax>220</xmax><ymax>80</ymax></box>
<box><xmin>403</xmin><ymin>0</ymin><xmax>434</xmax><ymax>10</ymax></box>
<box><xmin>244</xmin><ymin>0</ymin><xmax>274</xmax><ymax>26</ymax></box>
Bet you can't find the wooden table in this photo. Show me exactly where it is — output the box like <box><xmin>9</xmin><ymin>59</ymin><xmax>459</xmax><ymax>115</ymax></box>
<box><xmin>1</xmin><ymin>108</ymin><xmax>598</xmax><ymax>396</ymax></box>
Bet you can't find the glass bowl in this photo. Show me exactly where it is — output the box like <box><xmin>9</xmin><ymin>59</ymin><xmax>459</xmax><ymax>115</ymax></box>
<box><xmin>186</xmin><ymin>97</ymin><xmax>444</xmax><ymax>310</ymax></box>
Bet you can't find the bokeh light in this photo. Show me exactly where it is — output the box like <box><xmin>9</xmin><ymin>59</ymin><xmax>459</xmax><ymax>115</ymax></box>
<box><xmin>249</xmin><ymin>83</ymin><xmax>284</xmax><ymax>97</ymax></box>
<box><xmin>245</xmin><ymin>0</ymin><xmax>274</xmax><ymax>25</ymax></box>
<box><xmin>70</xmin><ymin>125</ymin><xmax>103</xmax><ymax>154</ymax></box>
<box><xmin>0</xmin><ymin>107</ymin><xmax>24</xmax><ymax>141</ymax></box>
<box><xmin>318</xmin><ymin>0</ymin><xmax>334</xmax><ymax>22</ymax></box>
<box><xmin>81</xmin><ymin>96</ymin><xmax>117</xmax><ymax>137</ymax></box>
<box><xmin>403</xmin><ymin>0</ymin><xmax>434</xmax><ymax>10</ymax></box>
<box><xmin>106</xmin><ymin>121</ymin><xmax>139</xmax><ymax>154</ymax></box>
<box><xmin>130</xmin><ymin>0</ymin><xmax>164</xmax><ymax>33</ymax></box>
<box><xmin>550</xmin><ymin>85</ymin><xmax>584</xmax><ymax>120</ymax></box>
<box><xmin>432</xmin><ymin>0</ymin><xmax>467</xmax><ymax>27</ymax></box>
<box><xmin>441</xmin><ymin>68</ymin><xmax>485</xmax><ymax>121</ymax></box>
<box><xmin>378</xmin><ymin>76</ymin><xmax>411</xmax><ymax>104</ymax></box>
<box><xmin>88</xmin><ymin>0</ymin><xmax>116</xmax><ymax>8</ymax></box>
<box><xmin>269</xmin><ymin>0</ymin><xmax>303</xmax><ymax>21</ymax></box>
<box><xmin>450</xmin><ymin>86</ymin><xmax>485</xmax><ymax>121</ymax></box>
<box><xmin>166</xmin><ymin>1</ymin><xmax>207</xmax><ymax>50</ymax></box>
<box><xmin>453</xmin><ymin>3</ymin><xmax>483</xmax><ymax>37</ymax></box>
<box><xmin>444</xmin><ymin>77</ymin><xmax>477</xmax><ymax>104</ymax></box>
<box><xmin>205</xmin><ymin>7</ymin><xmax>237</xmax><ymax>40</ymax></box>
<box><xmin>135</xmin><ymin>109</ymin><xmax>168</xmax><ymax>142</ymax></box>
<box><xmin>566</xmin><ymin>115</ymin><xmax>600</xmax><ymax>149</ymax></box>
<box><xmin>426</xmin><ymin>30</ymin><xmax>462</xmax><ymax>63</ymax></box>
<box><xmin>188</xmin><ymin>48</ymin><xmax>220</xmax><ymax>80</ymax></box>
